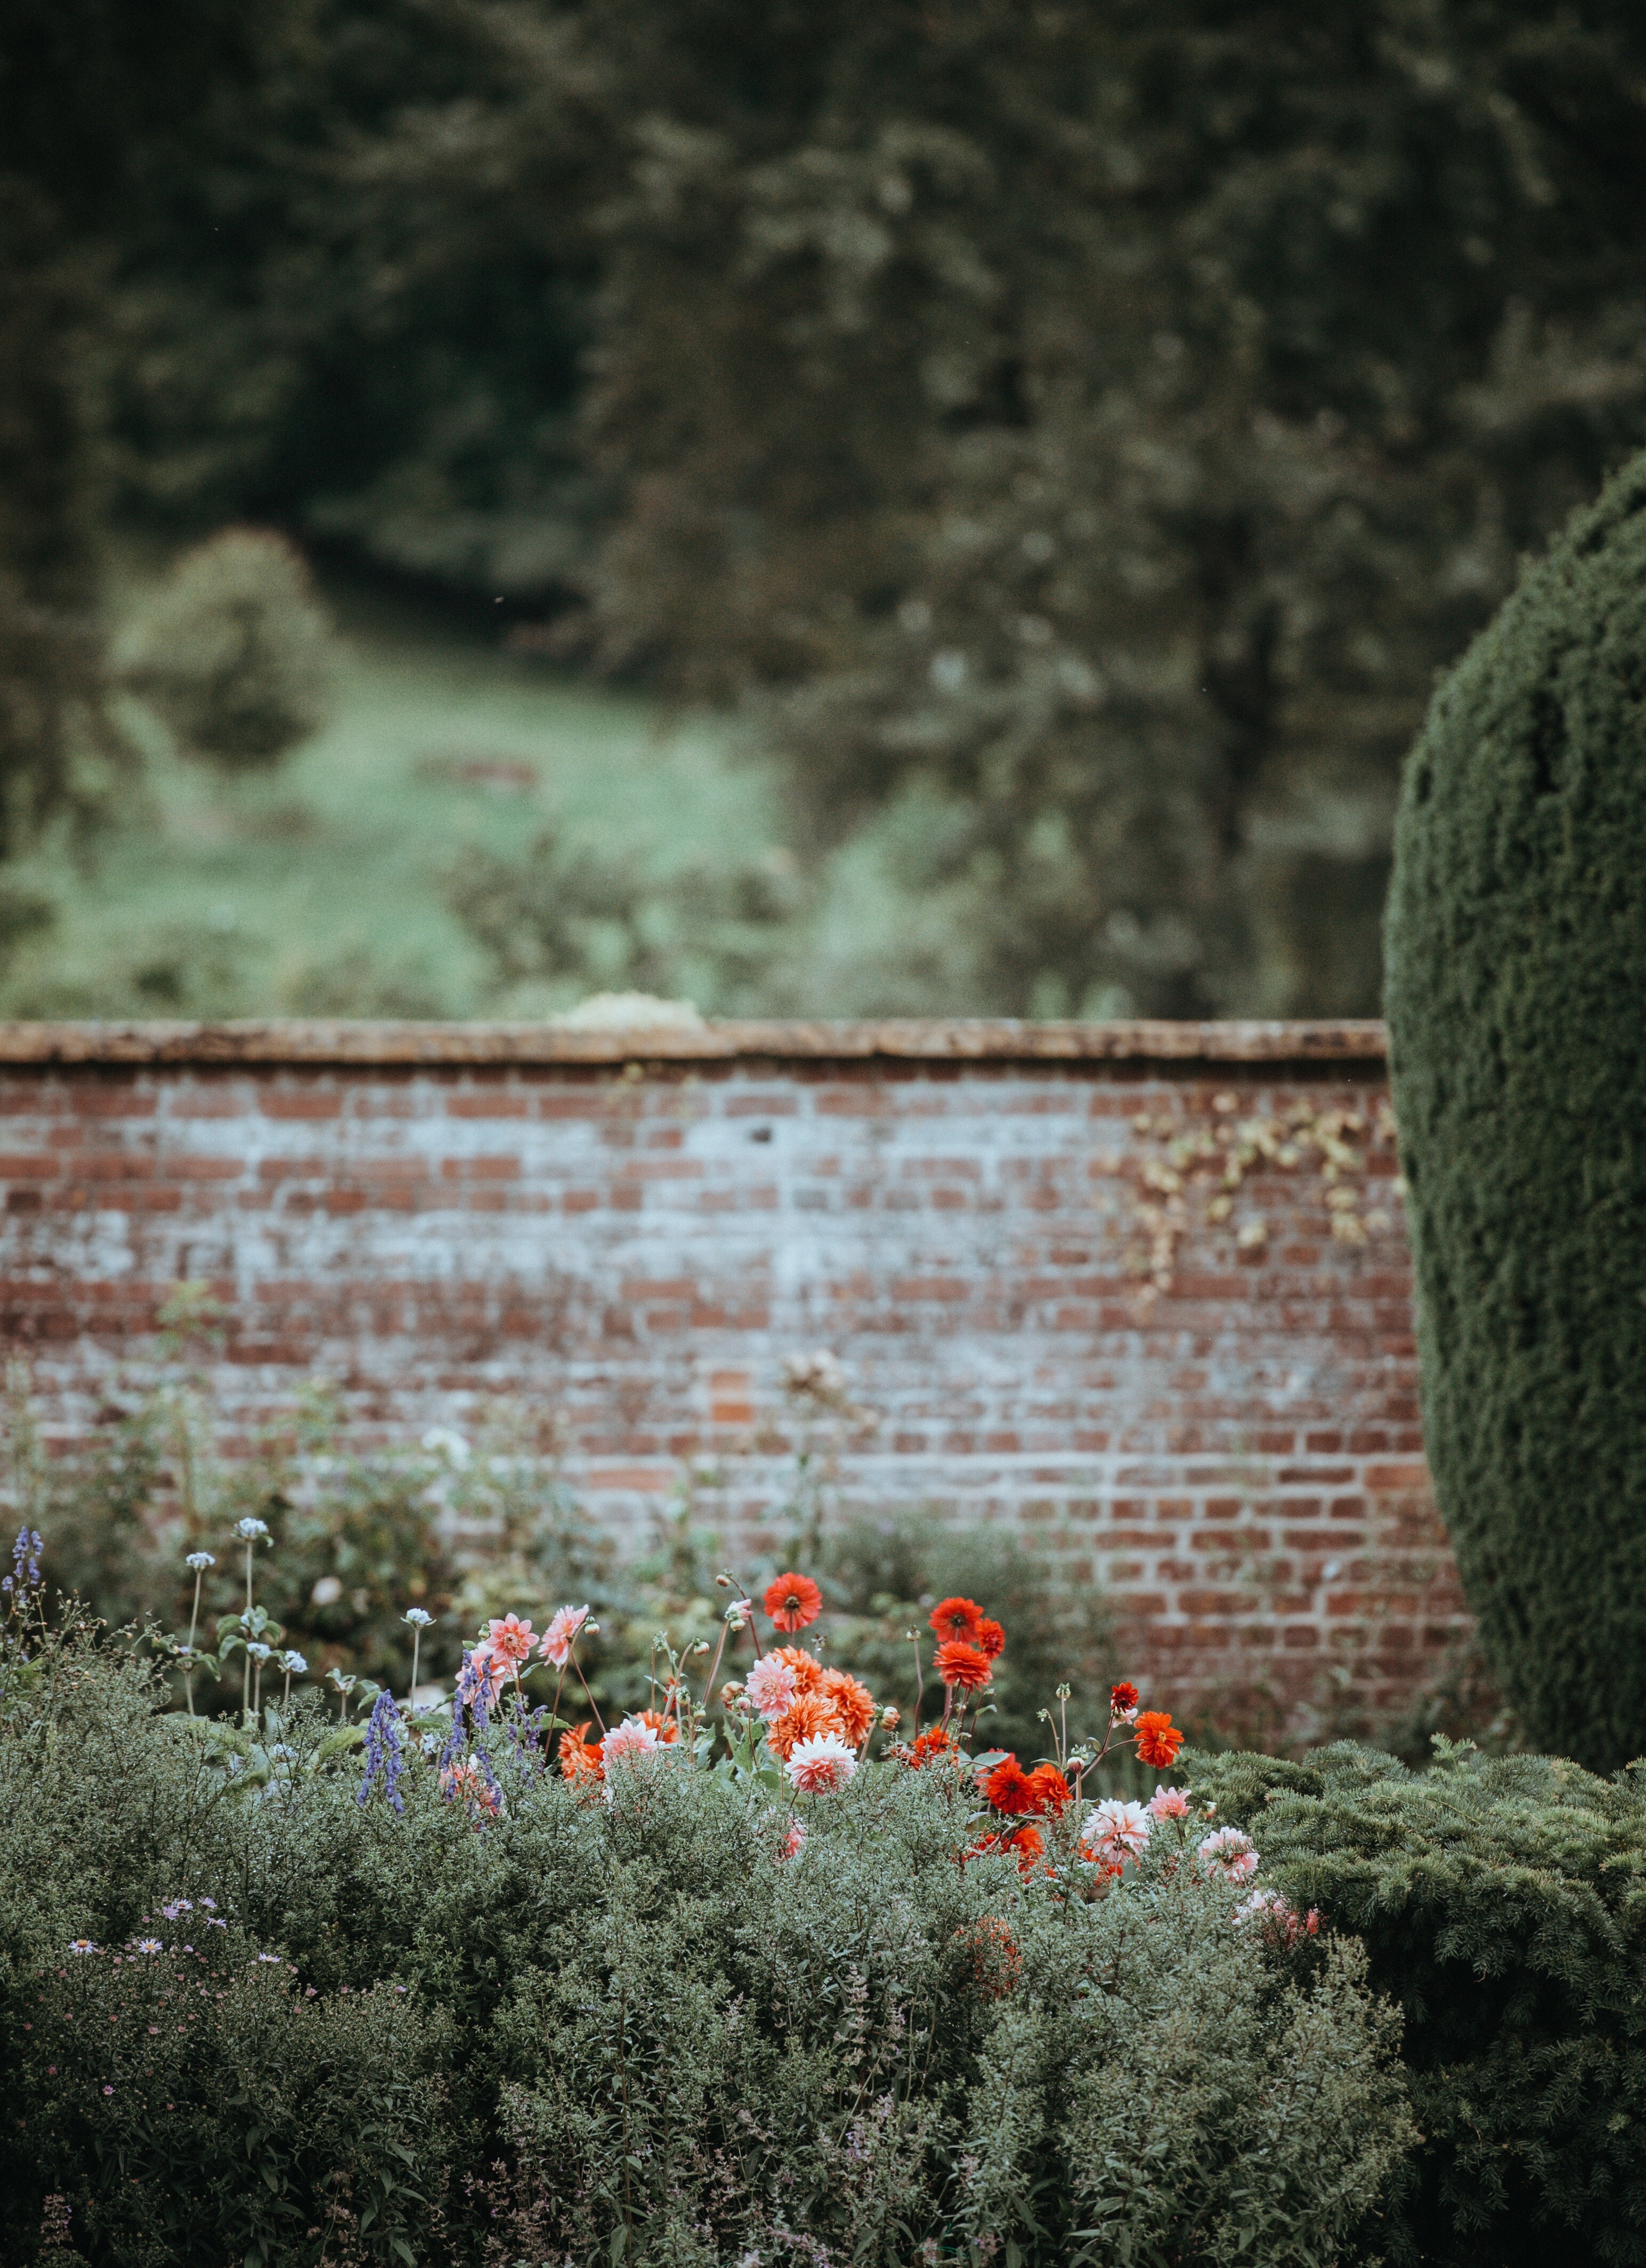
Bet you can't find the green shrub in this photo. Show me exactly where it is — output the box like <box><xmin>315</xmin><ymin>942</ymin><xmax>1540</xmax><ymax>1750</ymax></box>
<box><xmin>1384</xmin><ymin>448</ymin><xmax>1646</xmax><ymax>1772</ymax></box>
<box><xmin>1193</xmin><ymin>1737</ymin><xmax>1646</xmax><ymax>2268</ymax></box>
<box><xmin>115</xmin><ymin>528</ymin><xmax>338</xmax><ymax>766</ymax></box>
<box><xmin>0</xmin><ymin>1637</ymin><xmax>1413</xmax><ymax>2268</ymax></box>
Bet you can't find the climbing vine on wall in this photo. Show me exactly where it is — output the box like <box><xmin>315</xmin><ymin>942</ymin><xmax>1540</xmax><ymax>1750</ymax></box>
<box><xmin>1099</xmin><ymin>1090</ymin><xmax>1400</xmax><ymax>1303</ymax></box>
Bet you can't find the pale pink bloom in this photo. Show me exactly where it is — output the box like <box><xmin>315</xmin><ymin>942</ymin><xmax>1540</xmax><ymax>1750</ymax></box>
<box><xmin>1082</xmin><ymin>1797</ymin><xmax>1151</xmax><ymax>1864</ymax></box>
<box><xmin>746</xmin><ymin>1651</ymin><xmax>800</xmax><ymax>1722</ymax></box>
<box><xmin>539</xmin><ymin>1605</ymin><xmax>590</xmax><ymax>1668</ymax></box>
<box><xmin>602</xmin><ymin>1716</ymin><xmax>661</xmax><ymax>1769</ymax></box>
<box><xmin>776</xmin><ymin>1819</ymin><xmax>808</xmax><ymax>1861</ymax></box>
<box><xmin>1147</xmin><ymin>1785</ymin><xmax>1191</xmax><ymax>1821</ymax></box>
<box><xmin>467</xmin><ymin>1646</ymin><xmax>509</xmax><ymax>1709</ymax></box>
<box><xmin>483</xmin><ymin>1614</ymin><xmax>537</xmax><ymax>1666</ymax></box>
<box><xmin>784</xmin><ymin>1732</ymin><xmax>857</xmax><ymax>1795</ymax></box>
<box><xmin>726</xmin><ymin>1597</ymin><xmax>754</xmax><ymax>1630</ymax></box>
<box><xmin>1235</xmin><ymin>1888</ymin><xmax>1290</xmax><ymax>1925</ymax></box>
<box><xmin>881</xmin><ymin>1705</ymin><xmax>900</xmax><ymax>1729</ymax></box>
<box><xmin>1199</xmin><ymin>1826</ymin><xmax>1259</xmax><ymax>1884</ymax></box>
<box><xmin>720</xmin><ymin>1680</ymin><xmax>745</xmax><ymax>1706</ymax></box>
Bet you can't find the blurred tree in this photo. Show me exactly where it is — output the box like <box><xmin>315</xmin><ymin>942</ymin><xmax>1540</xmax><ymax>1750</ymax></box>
<box><xmin>115</xmin><ymin>529</ymin><xmax>339</xmax><ymax>768</ymax></box>
<box><xmin>99</xmin><ymin>0</ymin><xmax>601</xmax><ymax>602</ymax></box>
<box><xmin>0</xmin><ymin>1</ymin><xmax>308</xmax><ymax>851</ymax></box>
<box><xmin>418</xmin><ymin>0</ymin><xmax>1646</xmax><ymax>1014</ymax></box>
<box><xmin>13</xmin><ymin>0</ymin><xmax>1646</xmax><ymax>1016</ymax></box>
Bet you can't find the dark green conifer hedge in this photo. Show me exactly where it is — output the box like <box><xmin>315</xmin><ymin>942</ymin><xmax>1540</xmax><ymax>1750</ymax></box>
<box><xmin>1195</xmin><ymin>1739</ymin><xmax>1646</xmax><ymax>2268</ymax></box>
<box><xmin>1384</xmin><ymin>449</ymin><xmax>1646</xmax><ymax>1772</ymax></box>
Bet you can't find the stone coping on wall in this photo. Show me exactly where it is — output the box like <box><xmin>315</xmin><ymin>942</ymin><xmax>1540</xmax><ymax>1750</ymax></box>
<box><xmin>0</xmin><ymin>1017</ymin><xmax>1389</xmax><ymax>1067</ymax></box>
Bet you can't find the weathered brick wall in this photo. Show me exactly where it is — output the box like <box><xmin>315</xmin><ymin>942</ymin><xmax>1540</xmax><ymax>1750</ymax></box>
<box><xmin>0</xmin><ymin>1019</ymin><xmax>1466</xmax><ymax>1740</ymax></box>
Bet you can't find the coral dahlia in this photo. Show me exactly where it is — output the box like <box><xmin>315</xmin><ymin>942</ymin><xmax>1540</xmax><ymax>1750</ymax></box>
<box><xmin>975</xmin><ymin>1617</ymin><xmax>1006</xmax><ymax>1661</ymax></box>
<box><xmin>774</xmin><ymin>1644</ymin><xmax>825</xmax><ymax>1694</ymax></box>
<box><xmin>766</xmin><ymin>1692</ymin><xmax>845</xmax><ymax>1760</ymax></box>
<box><xmin>928</xmin><ymin>1597</ymin><xmax>984</xmax><ymax>1643</ymax></box>
<box><xmin>818</xmin><ymin>1667</ymin><xmax>876</xmax><ymax>1746</ymax></box>
<box><xmin>764</xmin><ymin>1573</ymin><xmax>823</xmax><ymax>1632</ymax></box>
<box><xmin>558</xmin><ymin>1726</ymin><xmax>603</xmax><ymax>1787</ymax></box>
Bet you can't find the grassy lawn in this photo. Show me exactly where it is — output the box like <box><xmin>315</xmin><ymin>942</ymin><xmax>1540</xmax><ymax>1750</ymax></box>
<box><xmin>0</xmin><ymin>572</ymin><xmax>779</xmax><ymax>1019</ymax></box>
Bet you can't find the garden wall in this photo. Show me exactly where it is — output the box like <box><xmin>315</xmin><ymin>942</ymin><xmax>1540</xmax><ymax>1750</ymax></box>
<box><xmin>0</xmin><ymin>1018</ymin><xmax>1465</xmax><ymax>1738</ymax></box>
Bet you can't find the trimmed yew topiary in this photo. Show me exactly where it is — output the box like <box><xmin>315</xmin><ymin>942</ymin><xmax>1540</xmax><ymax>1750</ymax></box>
<box><xmin>1385</xmin><ymin>448</ymin><xmax>1646</xmax><ymax>1771</ymax></box>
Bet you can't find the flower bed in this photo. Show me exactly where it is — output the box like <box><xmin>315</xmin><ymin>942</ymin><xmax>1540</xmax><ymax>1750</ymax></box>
<box><xmin>0</xmin><ymin>1542</ymin><xmax>1414</xmax><ymax>2267</ymax></box>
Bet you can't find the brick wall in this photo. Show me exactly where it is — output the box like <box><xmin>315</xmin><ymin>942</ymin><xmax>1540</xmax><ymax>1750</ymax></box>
<box><xmin>0</xmin><ymin>1018</ymin><xmax>1467</xmax><ymax>1740</ymax></box>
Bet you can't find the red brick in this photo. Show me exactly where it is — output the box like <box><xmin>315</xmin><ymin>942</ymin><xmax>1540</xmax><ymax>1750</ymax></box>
<box><xmin>0</xmin><ymin>1040</ymin><xmax>1459</xmax><ymax>1739</ymax></box>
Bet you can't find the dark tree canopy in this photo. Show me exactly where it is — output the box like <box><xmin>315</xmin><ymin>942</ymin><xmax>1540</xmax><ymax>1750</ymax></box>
<box><xmin>1386</xmin><ymin>449</ymin><xmax>1646</xmax><ymax>1775</ymax></box>
<box><xmin>10</xmin><ymin>0</ymin><xmax>1646</xmax><ymax>1009</ymax></box>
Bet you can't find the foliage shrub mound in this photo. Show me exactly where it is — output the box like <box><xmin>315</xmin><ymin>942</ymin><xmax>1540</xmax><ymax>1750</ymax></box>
<box><xmin>115</xmin><ymin>527</ymin><xmax>338</xmax><ymax>766</ymax></box>
<box><xmin>1385</xmin><ymin>448</ymin><xmax>1646</xmax><ymax>1772</ymax></box>
<box><xmin>0</xmin><ymin>1628</ymin><xmax>1412</xmax><ymax>2268</ymax></box>
<box><xmin>1195</xmin><ymin>1738</ymin><xmax>1646</xmax><ymax>2268</ymax></box>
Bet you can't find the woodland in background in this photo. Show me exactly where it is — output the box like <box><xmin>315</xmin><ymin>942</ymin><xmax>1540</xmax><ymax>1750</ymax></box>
<box><xmin>5</xmin><ymin>1</ymin><xmax>1646</xmax><ymax>1016</ymax></box>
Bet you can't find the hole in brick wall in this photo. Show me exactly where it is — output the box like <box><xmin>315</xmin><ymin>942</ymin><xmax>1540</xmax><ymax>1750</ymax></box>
<box><xmin>749</xmin><ymin>1127</ymin><xmax>773</xmax><ymax>1142</ymax></box>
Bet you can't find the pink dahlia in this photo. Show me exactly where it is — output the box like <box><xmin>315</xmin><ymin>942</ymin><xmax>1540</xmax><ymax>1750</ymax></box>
<box><xmin>1147</xmin><ymin>1785</ymin><xmax>1191</xmax><ymax>1822</ymax></box>
<box><xmin>1081</xmin><ymin>1797</ymin><xmax>1152</xmax><ymax>1865</ymax></box>
<box><xmin>539</xmin><ymin>1605</ymin><xmax>590</xmax><ymax>1668</ymax></box>
<box><xmin>601</xmin><ymin>1716</ymin><xmax>661</xmax><ymax>1770</ymax></box>
<box><xmin>482</xmin><ymin>1614</ymin><xmax>536</xmax><ymax>1666</ymax></box>
<box><xmin>784</xmin><ymin>1731</ymin><xmax>857</xmax><ymax>1795</ymax></box>
<box><xmin>746</xmin><ymin>1651</ymin><xmax>801</xmax><ymax>1722</ymax></box>
<box><xmin>1199</xmin><ymin>1826</ymin><xmax>1259</xmax><ymax>1884</ymax></box>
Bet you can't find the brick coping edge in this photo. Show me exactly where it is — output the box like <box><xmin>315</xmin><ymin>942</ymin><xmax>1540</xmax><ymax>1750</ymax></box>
<box><xmin>0</xmin><ymin>1018</ymin><xmax>1389</xmax><ymax>1067</ymax></box>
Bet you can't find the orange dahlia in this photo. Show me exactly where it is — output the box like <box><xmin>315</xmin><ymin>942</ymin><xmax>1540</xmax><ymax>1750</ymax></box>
<box><xmin>818</xmin><ymin>1667</ymin><xmax>876</xmax><ymax>1745</ymax></box>
<box><xmin>558</xmin><ymin>1724</ymin><xmax>604</xmax><ymax>1787</ymax></box>
<box><xmin>1025</xmin><ymin>1762</ymin><xmax>1072</xmax><ymax>1816</ymax></box>
<box><xmin>971</xmin><ymin>1824</ymin><xmax>1045</xmax><ymax>1876</ymax></box>
<box><xmin>975</xmin><ymin>1617</ymin><xmax>1006</xmax><ymax>1661</ymax></box>
<box><xmin>765</xmin><ymin>1573</ymin><xmax>823</xmax><ymax>1632</ymax></box>
<box><xmin>929</xmin><ymin>1597</ymin><xmax>984</xmax><ymax>1643</ymax></box>
<box><xmin>905</xmin><ymin>1724</ymin><xmax>960</xmax><ymax>1769</ymax></box>
<box><xmin>766</xmin><ymin>1691</ymin><xmax>845</xmax><ymax>1761</ymax></box>
<box><xmin>935</xmin><ymin>1638</ymin><xmax>993</xmax><ymax>1692</ymax></box>
<box><xmin>1133</xmin><ymin>1711</ymin><xmax>1184</xmax><ymax>1768</ymax></box>
<box><xmin>636</xmin><ymin>1707</ymin><xmax>681</xmax><ymax>1745</ymax></box>
<box><xmin>774</xmin><ymin>1643</ymin><xmax>825</xmax><ymax>1694</ymax></box>
<box><xmin>982</xmin><ymin>1756</ymin><xmax>1039</xmax><ymax>1816</ymax></box>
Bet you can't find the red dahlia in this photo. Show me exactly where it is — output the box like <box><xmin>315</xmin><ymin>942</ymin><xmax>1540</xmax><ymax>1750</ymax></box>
<box><xmin>935</xmin><ymin>1639</ymin><xmax>993</xmax><ymax>1692</ymax></box>
<box><xmin>928</xmin><ymin>1597</ymin><xmax>984</xmax><ymax>1643</ymax></box>
<box><xmin>1133</xmin><ymin>1711</ymin><xmax>1184</xmax><ymax>1768</ymax></box>
<box><xmin>982</xmin><ymin>1756</ymin><xmax>1038</xmax><ymax>1816</ymax></box>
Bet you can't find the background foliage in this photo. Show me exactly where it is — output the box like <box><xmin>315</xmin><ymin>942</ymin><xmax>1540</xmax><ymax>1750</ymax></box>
<box><xmin>6</xmin><ymin>1</ymin><xmax>1646</xmax><ymax>1014</ymax></box>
